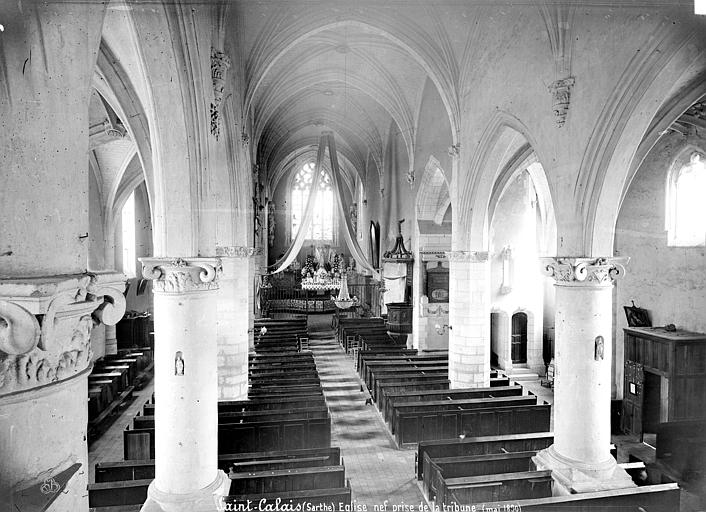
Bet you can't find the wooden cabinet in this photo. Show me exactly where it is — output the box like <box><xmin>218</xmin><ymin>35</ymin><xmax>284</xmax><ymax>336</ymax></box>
<box><xmin>622</xmin><ymin>327</ymin><xmax>706</xmax><ymax>436</ymax></box>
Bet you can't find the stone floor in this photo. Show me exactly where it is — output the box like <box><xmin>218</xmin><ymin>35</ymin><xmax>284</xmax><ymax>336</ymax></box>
<box><xmin>86</xmin><ymin>314</ymin><xmax>704</xmax><ymax>511</ymax></box>
<box><xmin>307</xmin><ymin>314</ymin><xmax>424</xmax><ymax>509</ymax></box>
<box><xmin>87</xmin><ymin>379</ymin><xmax>154</xmax><ymax>484</ymax></box>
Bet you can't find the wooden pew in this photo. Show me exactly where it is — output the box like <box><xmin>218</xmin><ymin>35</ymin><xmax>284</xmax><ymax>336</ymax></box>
<box><xmin>381</xmin><ymin>385</ymin><xmax>524</xmax><ymax>424</ymax></box>
<box><xmin>219</xmin><ymin>417</ymin><xmax>332</xmax><ymax>453</ymax></box>
<box><xmin>95</xmin><ymin>460</ymin><xmax>156</xmax><ymax>483</ymax></box>
<box><xmin>398</xmin><ymin>403</ymin><xmax>550</xmax><ymax>447</ymax></box>
<box><xmin>503</xmin><ymin>482</ymin><xmax>680</xmax><ymax>511</ymax></box>
<box><xmin>655</xmin><ymin>420</ymin><xmax>706</xmax><ymax>481</ymax></box>
<box><xmin>362</xmin><ymin>357</ymin><xmax>449</xmax><ymax>387</ymax></box>
<box><xmin>390</xmin><ymin>395</ymin><xmax>538</xmax><ymax>435</ymax></box>
<box><xmin>132</xmin><ymin>407</ymin><xmax>330</xmax><ymax>429</ymax></box>
<box><xmin>424</xmin><ymin>451</ymin><xmax>537</xmax><ymax>501</ymax></box>
<box><xmin>90</xmin><ymin>371</ymin><xmax>128</xmax><ymax>393</ymax></box>
<box><xmin>88</xmin><ymin>479</ymin><xmax>150</xmax><ymax>508</ymax></box>
<box><xmin>143</xmin><ymin>395</ymin><xmax>327</xmax><ymax>415</ymax></box>
<box><xmin>228</xmin><ymin>465</ymin><xmax>345</xmax><ymax>494</ymax></box>
<box><xmin>219</xmin><ymin>447</ymin><xmax>341</xmax><ymax>471</ymax></box>
<box><xmin>123</xmin><ymin>427</ymin><xmax>154</xmax><ymax>460</ymax></box>
<box><xmin>491</xmin><ymin>376</ymin><xmax>511</xmax><ymax>387</ymax></box>
<box><xmin>89</xmin><ymin>376</ymin><xmax>119</xmax><ymax>401</ymax></box>
<box><xmin>247</xmin><ymin>388</ymin><xmax>324</xmax><ymax>399</ymax></box>
<box><xmin>97</xmin><ymin>448</ymin><xmax>342</xmax><ymax>482</ymax></box>
<box><xmin>439</xmin><ymin>470</ymin><xmax>553</xmax><ymax>506</ymax></box>
<box><xmin>372</xmin><ymin>370</ymin><xmax>449</xmax><ymax>401</ymax></box>
<box><xmin>373</xmin><ymin>375</ymin><xmax>450</xmax><ymax>403</ymax></box>
<box><xmin>125</xmin><ymin>416</ymin><xmax>332</xmax><ymax>460</ymax></box>
<box><xmin>94</xmin><ymin>364</ymin><xmax>134</xmax><ymax>384</ymax></box>
<box><xmin>357</xmin><ymin>352</ymin><xmax>447</xmax><ymax>378</ymax></box>
<box><xmin>417</xmin><ymin>432</ymin><xmax>554</xmax><ymax>480</ymax></box>
<box><xmin>356</xmin><ymin>349</ymin><xmax>417</xmax><ymax>372</ymax></box>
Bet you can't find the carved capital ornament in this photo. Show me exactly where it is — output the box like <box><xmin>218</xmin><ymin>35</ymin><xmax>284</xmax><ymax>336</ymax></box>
<box><xmin>541</xmin><ymin>257</ymin><xmax>628</xmax><ymax>286</ymax></box>
<box><xmin>0</xmin><ymin>271</ymin><xmax>127</xmax><ymax>395</ymax></box>
<box><xmin>140</xmin><ymin>257</ymin><xmax>222</xmax><ymax>293</ymax></box>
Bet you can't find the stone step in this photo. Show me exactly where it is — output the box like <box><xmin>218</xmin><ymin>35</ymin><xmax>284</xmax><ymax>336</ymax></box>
<box><xmin>508</xmin><ymin>369</ymin><xmax>540</xmax><ymax>381</ymax></box>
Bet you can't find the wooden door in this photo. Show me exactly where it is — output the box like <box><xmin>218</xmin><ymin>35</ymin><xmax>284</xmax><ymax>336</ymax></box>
<box><xmin>511</xmin><ymin>312</ymin><xmax>528</xmax><ymax>364</ymax></box>
<box><xmin>622</xmin><ymin>360</ymin><xmax>644</xmax><ymax>436</ymax></box>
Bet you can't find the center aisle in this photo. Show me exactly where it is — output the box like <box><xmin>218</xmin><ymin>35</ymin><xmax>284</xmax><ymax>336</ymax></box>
<box><xmin>307</xmin><ymin>315</ymin><xmax>424</xmax><ymax>509</ymax></box>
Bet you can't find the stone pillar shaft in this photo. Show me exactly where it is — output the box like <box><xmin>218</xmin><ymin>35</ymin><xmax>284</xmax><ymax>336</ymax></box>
<box><xmin>446</xmin><ymin>251</ymin><xmax>490</xmax><ymax>388</ymax></box>
<box><xmin>139</xmin><ymin>257</ymin><xmax>229</xmax><ymax>511</ymax></box>
<box><xmin>534</xmin><ymin>257</ymin><xmax>634</xmax><ymax>494</ymax></box>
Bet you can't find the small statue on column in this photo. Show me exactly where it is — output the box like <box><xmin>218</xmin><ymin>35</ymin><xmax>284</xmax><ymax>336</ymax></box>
<box><xmin>349</xmin><ymin>202</ymin><xmax>358</xmax><ymax>232</ymax></box>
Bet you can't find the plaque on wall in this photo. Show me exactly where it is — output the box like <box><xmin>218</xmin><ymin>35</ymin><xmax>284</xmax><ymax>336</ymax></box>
<box><xmin>426</xmin><ymin>262</ymin><xmax>449</xmax><ymax>303</ymax></box>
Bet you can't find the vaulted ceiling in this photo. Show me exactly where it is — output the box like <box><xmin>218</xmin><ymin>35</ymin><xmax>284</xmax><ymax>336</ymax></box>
<box><xmin>234</xmin><ymin>3</ymin><xmax>458</xmax><ymax>194</ymax></box>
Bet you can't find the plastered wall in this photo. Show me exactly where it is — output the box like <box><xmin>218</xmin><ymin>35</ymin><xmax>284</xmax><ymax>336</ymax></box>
<box><xmin>489</xmin><ymin>171</ymin><xmax>545</xmax><ymax>374</ymax></box>
<box><xmin>613</xmin><ymin>132</ymin><xmax>706</xmax><ymax>398</ymax></box>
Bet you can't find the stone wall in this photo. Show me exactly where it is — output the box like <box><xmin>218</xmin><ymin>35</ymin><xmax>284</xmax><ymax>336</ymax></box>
<box><xmin>613</xmin><ymin>131</ymin><xmax>706</xmax><ymax>397</ymax></box>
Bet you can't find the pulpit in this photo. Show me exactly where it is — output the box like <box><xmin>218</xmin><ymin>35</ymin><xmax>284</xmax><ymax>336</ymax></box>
<box><xmin>382</xmin><ymin>220</ymin><xmax>414</xmax><ymax>343</ymax></box>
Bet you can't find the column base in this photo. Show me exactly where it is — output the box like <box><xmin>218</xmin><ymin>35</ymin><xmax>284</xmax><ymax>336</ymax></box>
<box><xmin>140</xmin><ymin>471</ymin><xmax>230</xmax><ymax>512</ymax></box>
<box><xmin>533</xmin><ymin>445</ymin><xmax>636</xmax><ymax>495</ymax></box>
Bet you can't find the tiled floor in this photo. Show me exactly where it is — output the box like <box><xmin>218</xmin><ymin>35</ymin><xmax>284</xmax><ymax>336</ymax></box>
<box><xmin>307</xmin><ymin>315</ymin><xmax>424</xmax><ymax>509</ymax></box>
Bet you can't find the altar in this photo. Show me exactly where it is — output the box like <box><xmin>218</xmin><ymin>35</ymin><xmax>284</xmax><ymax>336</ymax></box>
<box><xmin>300</xmin><ymin>277</ymin><xmax>342</xmax><ymax>292</ymax></box>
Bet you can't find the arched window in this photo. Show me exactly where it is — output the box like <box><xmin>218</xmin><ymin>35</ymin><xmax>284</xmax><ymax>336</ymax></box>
<box><xmin>291</xmin><ymin>162</ymin><xmax>335</xmax><ymax>241</ymax></box>
<box><xmin>666</xmin><ymin>150</ymin><xmax>706</xmax><ymax>247</ymax></box>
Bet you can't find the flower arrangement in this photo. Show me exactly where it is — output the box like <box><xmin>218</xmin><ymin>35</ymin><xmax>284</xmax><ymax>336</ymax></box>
<box><xmin>301</xmin><ymin>255</ymin><xmax>317</xmax><ymax>278</ymax></box>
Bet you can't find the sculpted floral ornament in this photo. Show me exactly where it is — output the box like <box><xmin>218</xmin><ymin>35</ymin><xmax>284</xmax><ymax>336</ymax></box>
<box><xmin>548</xmin><ymin>77</ymin><xmax>575</xmax><ymax>127</ymax></box>
<box><xmin>541</xmin><ymin>257</ymin><xmax>629</xmax><ymax>285</ymax></box>
<box><xmin>210</xmin><ymin>47</ymin><xmax>231</xmax><ymax>140</ymax></box>
<box><xmin>444</xmin><ymin>251</ymin><xmax>489</xmax><ymax>263</ymax></box>
<box><xmin>0</xmin><ymin>300</ymin><xmax>40</xmax><ymax>355</ymax></box>
<box><xmin>140</xmin><ymin>257</ymin><xmax>223</xmax><ymax>293</ymax></box>
<box><xmin>216</xmin><ymin>246</ymin><xmax>263</xmax><ymax>258</ymax></box>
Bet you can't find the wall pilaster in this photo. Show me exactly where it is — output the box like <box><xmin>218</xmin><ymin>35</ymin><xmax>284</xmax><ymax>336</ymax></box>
<box><xmin>215</xmin><ymin>246</ymin><xmax>261</xmax><ymax>400</ymax></box>
<box><xmin>446</xmin><ymin>251</ymin><xmax>490</xmax><ymax>388</ymax></box>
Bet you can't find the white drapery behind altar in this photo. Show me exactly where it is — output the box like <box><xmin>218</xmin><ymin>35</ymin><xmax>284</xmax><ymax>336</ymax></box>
<box><xmin>269</xmin><ymin>132</ymin><xmax>380</xmax><ymax>279</ymax></box>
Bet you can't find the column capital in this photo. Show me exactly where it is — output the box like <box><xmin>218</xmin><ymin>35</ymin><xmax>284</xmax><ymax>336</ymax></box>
<box><xmin>0</xmin><ymin>271</ymin><xmax>126</xmax><ymax>395</ymax></box>
<box><xmin>215</xmin><ymin>246</ymin><xmax>263</xmax><ymax>258</ymax></box>
<box><xmin>445</xmin><ymin>250</ymin><xmax>488</xmax><ymax>263</ymax></box>
<box><xmin>541</xmin><ymin>257</ymin><xmax>629</xmax><ymax>286</ymax></box>
<box><xmin>140</xmin><ymin>257</ymin><xmax>222</xmax><ymax>294</ymax></box>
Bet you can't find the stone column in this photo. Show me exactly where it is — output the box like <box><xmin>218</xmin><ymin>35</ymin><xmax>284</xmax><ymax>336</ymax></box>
<box><xmin>533</xmin><ymin>257</ymin><xmax>635</xmax><ymax>495</ymax></box>
<box><xmin>0</xmin><ymin>2</ymin><xmax>114</xmax><ymax>508</ymax></box>
<box><xmin>216</xmin><ymin>246</ymin><xmax>258</xmax><ymax>401</ymax></box>
<box><xmin>446</xmin><ymin>251</ymin><xmax>490</xmax><ymax>388</ymax></box>
<box><xmin>0</xmin><ymin>273</ymin><xmax>125</xmax><ymax>511</ymax></box>
<box><xmin>139</xmin><ymin>258</ymin><xmax>229</xmax><ymax>512</ymax></box>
